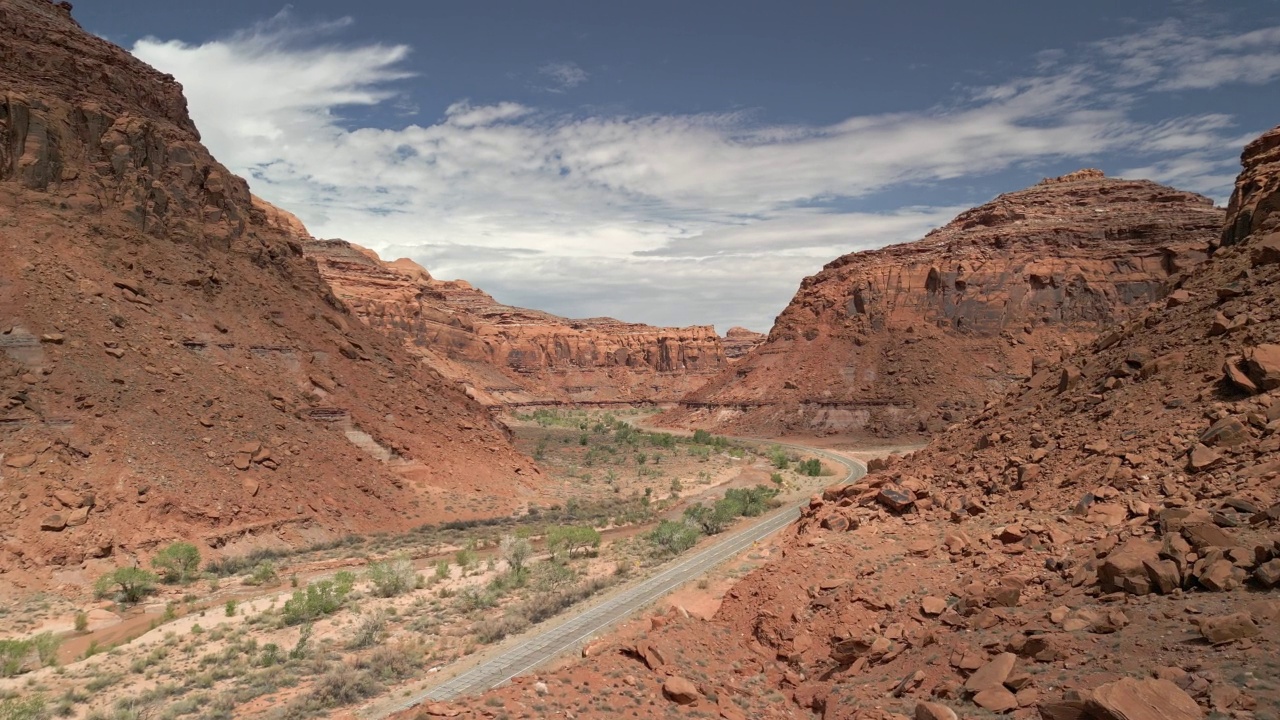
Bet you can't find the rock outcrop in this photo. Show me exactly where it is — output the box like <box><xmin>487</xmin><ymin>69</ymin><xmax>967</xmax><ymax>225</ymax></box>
<box><xmin>0</xmin><ymin>0</ymin><xmax>535</xmax><ymax>582</ymax></box>
<box><xmin>304</xmin><ymin>238</ymin><xmax>732</xmax><ymax>406</ymax></box>
<box><xmin>665</xmin><ymin>171</ymin><xmax>1224</xmax><ymax>438</ymax></box>
<box><xmin>722</xmin><ymin>327</ymin><xmax>767</xmax><ymax>360</ymax></box>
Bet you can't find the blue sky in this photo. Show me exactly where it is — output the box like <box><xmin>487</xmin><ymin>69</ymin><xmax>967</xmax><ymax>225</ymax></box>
<box><xmin>74</xmin><ymin>1</ymin><xmax>1280</xmax><ymax>331</ymax></box>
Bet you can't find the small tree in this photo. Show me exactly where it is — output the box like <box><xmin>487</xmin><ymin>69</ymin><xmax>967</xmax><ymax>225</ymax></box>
<box><xmin>95</xmin><ymin>567</ymin><xmax>158</xmax><ymax>604</ymax></box>
<box><xmin>500</xmin><ymin>535</ymin><xmax>532</xmax><ymax>579</ymax></box>
<box><xmin>547</xmin><ymin>525</ymin><xmax>602</xmax><ymax>560</ymax></box>
<box><xmin>684</xmin><ymin>503</ymin><xmax>729</xmax><ymax>535</ymax></box>
<box><xmin>151</xmin><ymin>542</ymin><xmax>201</xmax><ymax>584</ymax></box>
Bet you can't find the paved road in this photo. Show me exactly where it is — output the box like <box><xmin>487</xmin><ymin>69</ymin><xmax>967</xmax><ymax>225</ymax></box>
<box><xmin>384</xmin><ymin>439</ymin><xmax>865</xmax><ymax>711</ymax></box>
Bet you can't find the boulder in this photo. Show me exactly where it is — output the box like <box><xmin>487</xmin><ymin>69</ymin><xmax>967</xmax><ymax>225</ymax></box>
<box><xmin>40</xmin><ymin>513</ymin><xmax>67</xmax><ymax>531</ymax></box>
<box><xmin>1244</xmin><ymin>344</ymin><xmax>1280</xmax><ymax>390</ymax></box>
<box><xmin>1058</xmin><ymin>366</ymin><xmax>1082</xmax><ymax>394</ymax></box>
<box><xmin>65</xmin><ymin>507</ymin><xmax>90</xmax><ymax>527</ymax></box>
<box><xmin>1198</xmin><ymin>417</ymin><xmax>1248</xmax><ymax>447</ymax></box>
<box><xmin>1256</xmin><ymin>558</ymin><xmax>1280</xmax><ymax>587</ymax></box>
<box><xmin>4</xmin><ymin>454</ymin><xmax>37</xmax><ymax>469</ymax></box>
<box><xmin>914</xmin><ymin>702</ymin><xmax>959</xmax><ymax>720</ymax></box>
<box><xmin>1181</xmin><ymin>523</ymin><xmax>1237</xmax><ymax>551</ymax></box>
<box><xmin>1087</xmin><ymin>677</ymin><xmax>1203</xmax><ymax>720</ymax></box>
<box><xmin>1250</xmin><ymin>232</ymin><xmax>1280</xmax><ymax>266</ymax></box>
<box><xmin>1224</xmin><ymin>358</ymin><xmax>1260</xmax><ymax>393</ymax></box>
<box><xmin>1199</xmin><ymin>612</ymin><xmax>1259</xmax><ymax>644</ymax></box>
<box><xmin>1186</xmin><ymin>444</ymin><xmax>1222</xmax><ymax>472</ymax></box>
<box><xmin>876</xmin><ymin>484</ymin><xmax>916</xmax><ymax>513</ymax></box>
<box><xmin>662</xmin><ymin>676</ymin><xmax>700</xmax><ymax>705</ymax></box>
<box><xmin>973</xmin><ymin>687</ymin><xmax>1019</xmax><ymax>713</ymax></box>
<box><xmin>964</xmin><ymin>652</ymin><xmax>1016</xmax><ymax>693</ymax></box>
<box><xmin>921</xmin><ymin>597</ymin><xmax>948</xmax><ymax>616</ymax></box>
<box><xmin>1098</xmin><ymin>541</ymin><xmax>1160</xmax><ymax>595</ymax></box>
<box><xmin>53</xmin><ymin>489</ymin><xmax>85</xmax><ymax>508</ymax></box>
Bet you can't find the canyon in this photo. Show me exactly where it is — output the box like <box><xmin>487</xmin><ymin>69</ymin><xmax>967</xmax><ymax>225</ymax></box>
<box><xmin>435</xmin><ymin>123</ymin><xmax>1280</xmax><ymax>720</ymax></box>
<box><xmin>1</xmin><ymin>2</ymin><xmax>1278</xmax><ymax>719</ymax></box>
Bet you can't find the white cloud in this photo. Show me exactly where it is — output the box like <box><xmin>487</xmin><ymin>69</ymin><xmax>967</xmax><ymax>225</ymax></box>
<box><xmin>129</xmin><ymin>15</ymin><xmax>1277</xmax><ymax>332</ymax></box>
<box><xmin>537</xmin><ymin>61</ymin><xmax>588</xmax><ymax>93</ymax></box>
<box><xmin>1096</xmin><ymin>20</ymin><xmax>1280</xmax><ymax>91</ymax></box>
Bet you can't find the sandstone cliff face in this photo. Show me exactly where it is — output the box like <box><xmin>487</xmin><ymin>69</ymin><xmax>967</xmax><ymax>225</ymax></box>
<box><xmin>0</xmin><ymin>0</ymin><xmax>536</xmax><ymax>582</ymax></box>
<box><xmin>722</xmin><ymin>327</ymin><xmax>767</xmax><ymax>360</ymax></box>
<box><xmin>304</xmin><ymin>238</ymin><xmax>732</xmax><ymax>405</ymax></box>
<box><xmin>667</xmin><ymin>171</ymin><xmax>1224</xmax><ymax>438</ymax></box>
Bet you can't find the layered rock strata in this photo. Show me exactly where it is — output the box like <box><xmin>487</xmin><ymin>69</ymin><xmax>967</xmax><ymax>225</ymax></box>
<box><xmin>667</xmin><ymin>170</ymin><xmax>1224</xmax><ymax>438</ymax></box>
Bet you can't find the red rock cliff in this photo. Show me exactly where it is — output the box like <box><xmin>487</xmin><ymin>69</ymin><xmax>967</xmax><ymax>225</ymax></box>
<box><xmin>0</xmin><ymin>0</ymin><xmax>536</xmax><ymax>583</ymax></box>
<box><xmin>303</xmin><ymin>238</ymin><xmax>732</xmax><ymax>405</ymax></box>
<box><xmin>665</xmin><ymin>171</ymin><xmax>1224</xmax><ymax>438</ymax></box>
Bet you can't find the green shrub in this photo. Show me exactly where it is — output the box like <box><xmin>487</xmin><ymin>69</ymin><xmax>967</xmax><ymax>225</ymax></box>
<box><xmin>796</xmin><ymin>458</ymin><xmax>824</xmax><ymax>476</ymax></box>
<box><xmin>454</xmin><ymin>545</ymin><xmax>476</xmax><ymax>570</ymax></box>
<box><xmin>433</xmin><ymin>560</ymin><xmax>450</xmax><ymax>582</ymax></box>
<box><xmin>366</xmin><ymin>554</ymin><xmax>415</xmax><ymax>598</ymax></box>
<box><xmin>151</xmin><ymin>542</ymin><xmax>201</xmax><ymax>584</ymax></box>
<box><xmin>74</xmin><ymin>612</ymin><xmax>89</xmax><ymax>633</ymax></box>
<box><xmin>646</xmin><ymin>520</ymin><xmax>700</xmax><ymax>557</ymax></box>
<box><xmin>244</xmin><ymin>561</ymin><xmax>278</xmax><ymax>587</ymax></box>
<box><xmin>769</xmin><ymin>447</ymin><xmax>790</xmax><ymax>470</ymax></box>
<box><xmin>94</xmin><ymin>567</ymin><xmax>157</xmax><ymax>604</ymax></box>
<box><xmin>281</xmin><ymin>579</ymin><xmax>351</xmax><ymax>626</ymax></box>
<box><xmin>224</xmin><ymin>600</ymin><xmax>237</xmax><ymax>617</ymax></box>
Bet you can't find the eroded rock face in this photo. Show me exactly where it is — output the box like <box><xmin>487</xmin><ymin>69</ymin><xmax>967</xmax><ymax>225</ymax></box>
<box><xmin>722</xmin><ymin>327</ymin><xmax>767</xmax><ymax>360</ymax></box>
<box><xmin>0</xmin><ymin>0</ymin><xmax>535</xmax><ymax>583</ymax></box>
<box><xmin>303</xmin><ymin>237</ymin><xmax>734</xmax><ymax>405</ymax></box>
<box><xmin>667</xmin><ymin>170</ymin><xmax>1223</xmax><ymax>439</ymax></box>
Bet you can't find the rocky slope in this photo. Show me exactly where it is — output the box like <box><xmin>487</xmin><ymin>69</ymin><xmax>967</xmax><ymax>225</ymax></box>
<box><xmin>423</xmin><ymin>128</ymin><xmax>1280</xmax><ymax>720</ymax></box>
<box><xmin>0</xmin><ymin>0</ymin><xmax>536</xmax><ymax>588</ymax></box>
<box><xmin>303</xmin><ymin>238</ymin><xmax>742</xmax><ymax>406</ymax></box>
<box><xmin>665</xmin><ymin>171</ymin><xmax>1224</xmax><ymax>440</ymax></box>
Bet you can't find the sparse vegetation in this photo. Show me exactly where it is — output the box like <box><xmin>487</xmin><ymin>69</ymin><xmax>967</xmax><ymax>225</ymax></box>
<box><xmin>0</xmin><ymin>633</ymin><xmax>60</xmax><ymax>677</ymax></box>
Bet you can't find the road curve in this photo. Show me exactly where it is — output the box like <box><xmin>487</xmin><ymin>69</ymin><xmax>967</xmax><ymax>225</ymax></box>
<box><xmin>383</xmin><ymin>439</ymin><xmax>865</xmax><ymax>711</ymax></box>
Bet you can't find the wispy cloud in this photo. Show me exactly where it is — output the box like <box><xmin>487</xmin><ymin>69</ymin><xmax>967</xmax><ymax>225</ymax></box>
<box><xmin>1096</xmin><ymin>21</ymin><xmax>1280</xmax><ymax>91</ymax></box>
<box><xmin>130</xmin><ymin>15</ymin><xmax>1277</xmax><ymax>331</ymax></box>
<box><xmin>537</xmin><ymin>61</ymin><xmax>588</xmax><ymax>93</ymax></box>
